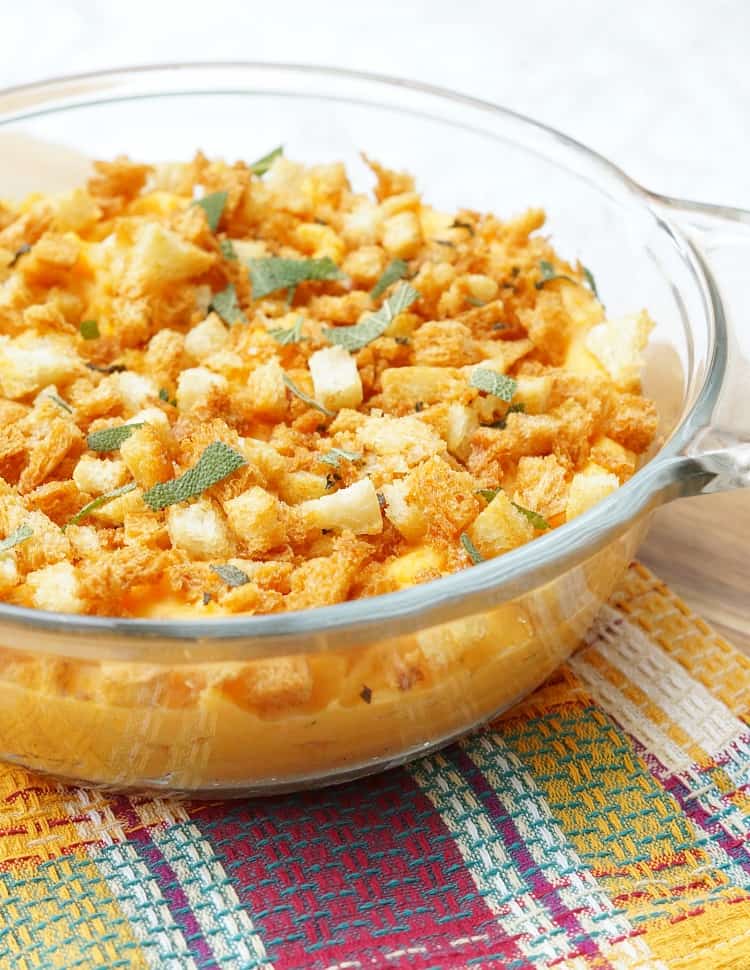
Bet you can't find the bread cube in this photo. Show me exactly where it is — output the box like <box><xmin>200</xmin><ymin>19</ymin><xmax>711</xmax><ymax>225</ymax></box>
<box><xmin>380</xmin><ymin>192</ymin><xmax>421</xmax><ymax>217</ymax></box>
<box><xmin>381</xmin><ymin>211</ymin><xmax>422</xmax><ymax>259</ymax></box>
<box><xmin>3</xmin><ymin>507</ymin><xmax>70</xmax><ymax>572</ymax></box>
<box><xmin>514</xmin><ymin>375</ymin><xmax>553</xmax><ymax>414</ymax></box>
<box><xmin>239</xmin><ymin>437</ymin><xmax>288</xmax><ymax>485</ymax></box>
<box><xmin>295</xmin><ymin>222</ymin><xmax>345</xmax><ymax>263</ymax></box>
<box><xmin>65</xmin><ymin>525</ymin><xmax>102</xmax><ymax>557</ymax></box>
<box><xmin>126</xmin><ymin>407</ymin><xmax>170</xmax><ymax>433</ymax></box>
<box><xmin>308</xmin><ymin>346</ymin><xmax>363</xmax><ymax>412</ymax></box>
<box><xmin>445</xmin><ymin>403</ymin><xmax>479</xmax><ymax>461</ymax></box>
<box><xmin>264</xmin><ymin>157</ymin><xmax>310</xmax><ymax>216</ymax></box>
<box><xmin>356</xmin><ymin>414</ymin><xmax>445</xmax><ymax>468</ymax></box>
<box><xmin>176</xmin><ymin>366</ymin><xmax>228</xmax><ymax>412</ymax></box>
<box><xmin>560</xmin><ymin>283</ymin><xmax>604</xmax><ymax>331</ymax></box>
<box><xmin>247</xmin><ymin>359</ymin><xmax>288</xmax><ymax>419</ymax></box>
<box><xmin>23</xmin><ymin>232</ymin><xmax>80</xmax><ymax>276</ymax></box>
<box><xmin>90</xmin><ymin>487</ymin><xmax>144</xmax><ymax>526</ymax></box>
<box><xmin>203</xmin><ymin>350</ymin><xmax>245</xmax><ymax>381</ymax></box>
<box><xmin>342</xmin><ymin>246</ymin><xmax>385</xmax><ymax>285</ymax></box>
<box><xmin>73</xmin><ymin>455</ymin><xmax>129</xmax><ymax>496</ymax></box>
<box><xmin>512</xmin><ymin>455</ymin><xmax>569</xmax><ymax>520</ymax></box>
<box><xmin>124</xmin><ymin>222</ymin><xmax>214</xmax><ymax>293</ymax></box>
<box><xmin>230</xmin><ymin>239</ymin><xmax>269</xmax><ymax>262</ymax></box>
<box><xmin>278</xmin><ymin>471</ymin><xmax>328</xmax><ymax>505</ymax></box>
<box><xmin>472</xmin><ymin>339</ymin><xmax>534</xmax><ymax>376</ymax></box>
<box><xmin>381</xmin><ymin>479</ymin><xmax>428</xmax><ymax>542</ymax></box>
<box><xmin>565</xmin><ymin>465</ymin><xmax>619</xmax><ymax>521</ymax></box>
<box><xmin>0</xmin><ymin>334</ymin><xmax>80</xmax><ymax>399</ymax></box>
<box><xmin>51</xmin><ymin>188</ymin><xmax>101</xmax><ymax>233</ymax></box>
<box><xmin>413</xmin><ymin>321</ymin><xmax>478</xmax><ymax>367</ymax></box>
<box><xmin>404</xmin><ymin>456</ymin><xmax>481</xmax><ymax>540</ymax></box>
<box><xmin>26</xmin><ymin>561</ymin><xmax>82</xmax><ymax>613</ymax></box>
<box><xmin>605</xmin><ymin>392</ymin><xmax>659</xmax><ymax>454</ymax></box>
<box><xmin>381</xmin><ymin>366</ymin><xmax>465</xmax><ymax>409</ymax></box>
<box><xmin>585</xmin><ymin>310</ymin><xmax>654</xmax><ymax>390</ymax></box>
<box><xmin>119</xmin><ymin>425</ymin><xmax>173</xmax><ymax>490</ymax></box>
<box><xmin>467</xmin><ymin>490</ymin><xmax>534</xmax><ymax>559</ymax></box>
<box><xmin>386</xmin><ymin>545</ymin><xmax>444</xmax><ymax>588</ymax></box>
<box><xmin>114</xmin><ymin>371</ymin><xmax>159</xmax><ymax>411</ymax></box>
<box><xmin>167</xmin><ymin>500</ymin><xmax>234</xmax><ymax>559</ymax></box>
<box><xmin>341</xmin><ymin>201</ymin><xmax>383</xmax><ymax>246</ymax></box>
<box><xmin>184</xmin><ymin>314</ymin><xmax>229</xmax><ymax>361</ymax></box>
<box><xmin>0</xmin><ymin>557</ymin><xmax>18</xmax><ymax>594</ymax></box>
<box><xmin>589</xmin><ymin>436</ymin><xmax>637</xmax><ymax>482</ymax></box>
<box><xmin>466</xmin><ymin>274</ymin><xmax>499</xmax><ymax>303</ymax></box>
<box><xmin>298</xmin><ymin>478</ymin><xmax>382</xmax><ymax>535</ymax></box>
<box><xmin>224</xmin><ymin>487</ymin><xmax>285</xmax><ymax>554</ymax></box>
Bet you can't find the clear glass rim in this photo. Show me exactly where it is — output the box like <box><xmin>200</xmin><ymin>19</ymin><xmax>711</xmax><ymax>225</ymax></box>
<box><xmin>0</xmin><ymin>62</ymin><xmax>725</xmax><ymax>643</ymax></box>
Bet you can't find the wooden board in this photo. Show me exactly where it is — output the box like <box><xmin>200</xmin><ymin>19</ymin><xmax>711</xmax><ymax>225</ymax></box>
<box><xmin>639</xmin><ymin>490</ymin><xmax>750</xmax><ymax>654</ymax></box>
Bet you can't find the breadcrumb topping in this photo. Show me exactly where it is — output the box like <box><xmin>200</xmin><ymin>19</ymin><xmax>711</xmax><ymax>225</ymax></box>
<box><xmin>0</xmin><ymin>151</ymin><xmax>657</xmax><ymax>617</ymax></box>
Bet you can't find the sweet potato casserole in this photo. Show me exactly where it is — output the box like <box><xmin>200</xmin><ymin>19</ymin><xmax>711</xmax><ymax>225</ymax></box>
<box><xmin>0</xmin><ymin>149</ymin><xmax>657</xmax><ymax>619</ymax></box>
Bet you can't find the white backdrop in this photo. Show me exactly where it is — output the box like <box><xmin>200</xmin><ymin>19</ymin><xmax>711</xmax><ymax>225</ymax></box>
<box><xmin>2</xmin><ymin>0</ymin><xmax>749</xmax><ymax>208</ymax></box>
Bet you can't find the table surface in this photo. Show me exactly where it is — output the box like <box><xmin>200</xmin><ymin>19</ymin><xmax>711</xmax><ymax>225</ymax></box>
<box><xmin>641</xmin><ymin>493</ymin><xmax>750</xmax><ymax>654</ymax></box>
<box><xmin>2</xmin><ymin>0</ymin><xmax>748</xmax><ymax>650</ymax></box>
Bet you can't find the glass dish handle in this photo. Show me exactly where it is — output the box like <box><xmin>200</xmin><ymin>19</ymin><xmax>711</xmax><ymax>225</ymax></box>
<box><xmin>655</xmin><ymin>194</ymin><xmax>750</xmax><ymax>494</ymax></box>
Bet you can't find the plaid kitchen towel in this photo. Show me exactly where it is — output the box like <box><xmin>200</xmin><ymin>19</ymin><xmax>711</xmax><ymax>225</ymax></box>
<box><xmin>1</xmin><ymin>562</ymin><xmax>750</xmax><ymax>970</ymax></box>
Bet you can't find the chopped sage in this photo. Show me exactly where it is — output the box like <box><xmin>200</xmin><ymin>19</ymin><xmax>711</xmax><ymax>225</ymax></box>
<box><xmin>142</xmin><ymin>442</ymin><xmax>247</xmax><ymax>511</ymax></box>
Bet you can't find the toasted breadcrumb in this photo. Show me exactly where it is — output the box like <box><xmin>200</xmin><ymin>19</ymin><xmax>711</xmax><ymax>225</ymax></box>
<box><xmin>0</xmin><ymin>151</ymin><xmax>658</xmax><ymax>617</ymax></box>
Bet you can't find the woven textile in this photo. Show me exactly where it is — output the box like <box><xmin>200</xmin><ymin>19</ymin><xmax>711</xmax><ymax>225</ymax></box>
<box><xmin>2</xmin><ymin>563</ymin><xmax>750</xmax><ymax>970</ymax></box>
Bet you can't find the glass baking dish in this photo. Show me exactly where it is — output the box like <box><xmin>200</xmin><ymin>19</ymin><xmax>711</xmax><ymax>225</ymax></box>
<box><xmin>0</xmin><ymin>64</ymin><xmax>747</xmax><ymax>796</ymax></box>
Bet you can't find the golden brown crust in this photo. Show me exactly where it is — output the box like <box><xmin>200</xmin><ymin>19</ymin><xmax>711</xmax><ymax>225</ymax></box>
<box><xmin>0</xmin><ymin>152</ymin><xmax>658</xmax><ymax>617</ymax></box>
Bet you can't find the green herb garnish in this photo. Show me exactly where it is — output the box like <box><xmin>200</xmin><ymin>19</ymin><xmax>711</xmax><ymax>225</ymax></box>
<box><xmin>46</xmin><ymin>392</ymin><xmax>73</xmax><ymax>413</ymax></box>
<box><xmin>583</xmin><ymin>265</ymin><xmax>599</xmax><ymax>299</ymax></box>
<box><xmin>370</xmin><ymin>259</ymin><xmax>408</xmax><ymax>299</ymax></box>
<box><xmin>66</xmin><ymin>482</ymin><xmax>137</xmax><ymax>528</ymax></box>
<box><xmin>460</xmin><ymin>533</ymin><xmax>484</xmax><ymax>564</ymax></box>
<box><xmin>0</xmin><ymin>524</ymin><xmax>33</xmax><ymax>555</ymax></box>
<box><xmin>250</xmin><ymin>146</ymin><xmax>283</xmax><ymax>176</ymax></box>
<box><xmin>79</xmin><ymin>319</ymin><xmax>100</xmax><ymax>340</ymax></box>
<box><xmin>323</xmin><ymin>283</ymin><xmax>419</xmax><ymax>352</ymax></box>
<box><xmin>470</xmin><ymin>368</ymin><xmax>517</xmax><ymax>403</ymax></box>
<box><xmin>535</xmin><ymin>259</ymin><xmax>576</xmax><ymax>290</ymax></box>
<box><xmin>488</xmin><ymin>402</ymin><xmax>526</xmax><ymax>429</ymax></box>
<box><xmin>248</xmin><ymin>257</ymin><xmax>347</xmax><ymax>302</ymax></box>
<box><xmin>474</xmin><ymin>489</ymin><xmax>549</xmax><ymax>530</ymax></box>
<box><xmin>87</xmin><ymin>423</ymin><xmax>143</xmax><ymax>452</ymax></box>
<box><xmin>319</xmin><ymin>448</ymin><xmax>362</xmax><ymax>467</ymax></box>
<box><xmin>86</xmin><ymin>362</ymin><xmax>126</xmax><ymax>374</ymax></box>
<box><xmin>194</xmin><ymin>191</ymin><xmax>227</xmax><ymax>232</ymax></box>
<box><xmin>512</xmin><ymin>503</ymin><xmax>550</xmax><ymax>531</ymax></box>
<box><xmin>220</xmin><ymin>239</ymin><xmax>238</xmax><ymax>261</ymax></box>
<box><xmin>9</xmin><ymin>243</ymin><xmax>31</xmax><ymax>267</ymax></box>
<box><xmin>142</xmin><ymin>441</ymin><xmax>247</xmax><ymax>511</ymax></box>
<box><xmin>158</xmin><ymin>388</ymin><xmax>176</xmax><ymax>406</ymax></box>
<box><xmin>210</xmin><ymin>283</ymin><xmax>246</xmax><ymax>326</ymax></box>
<box><xmin>269</xmin><ymin>316</ymin><xmax>306</xmax><ymax>345</ymax></box>
<box><xmin>282</xmin><ymin>374</ymin><xmax>334</xmax><ymax>417</ymax></box>
<box><xmin>210</xmin><ymin>563</ymin><xmax>250</xmax><ymax>587</ymax></box>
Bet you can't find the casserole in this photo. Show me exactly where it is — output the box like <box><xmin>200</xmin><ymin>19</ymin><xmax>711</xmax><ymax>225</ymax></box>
<box><xmin>0</xmin><ymin>64</ymin><xmax>747</xmax><ymax>795</ymax></box>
